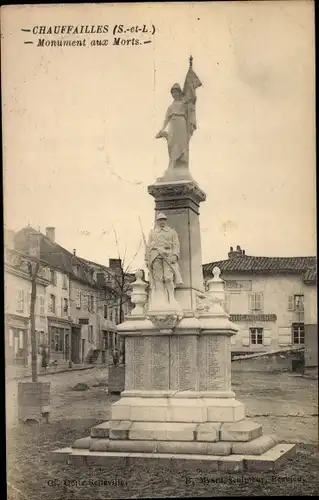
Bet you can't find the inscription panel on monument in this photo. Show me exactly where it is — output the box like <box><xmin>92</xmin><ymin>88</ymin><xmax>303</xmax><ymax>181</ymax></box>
<box><xmin>206</xmin><ymin>336</ymin><xmax>229</xmax><ymax>391</ymax></box>
<box><xmin>133</xmin><ymin>337</ymin><xmax>152</xmax><ymax>390</ymax></box>
<box><xmin>198</xmin><ymin>336</ymin><xmax>208</xmax><ymax>391</ymax></box>
<box><xmin>150</xmin><ymin>337</ymin><xmax>169</xmax><ymax>390</ymax></box>
<box><xmin>169</xmin><ymin>335</ymin><xmax>198</xmax><ymax>390</ymax></box>
<box><xmin>125</xmin><ymin>338</ymin><xmax>135</xmax><ymax>390</ymax></box>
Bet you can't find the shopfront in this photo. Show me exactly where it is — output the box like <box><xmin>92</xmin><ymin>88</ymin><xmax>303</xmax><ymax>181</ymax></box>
<box><xmin>48</xmin><ymin>319</ymin><xmax>72</xmax><ymax>363</ymax></box>
<box><xmin>6</xmin><ymin>314</ymin><xmax>29</xmax><ymax>366</ymax></box>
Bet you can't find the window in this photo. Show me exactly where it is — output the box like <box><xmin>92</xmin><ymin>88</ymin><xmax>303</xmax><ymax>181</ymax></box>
<box><xmin>288</xmin><ymin>295</ymin><xmax>304</xmax><ymax>311</ymax></box>
<box><xmin>105</xmin><ymin>272</ymin><xmax>112</xmax><ymax>283</ymax></box>
<box><xmin>109</xmin><ymin>332</ymin><xmax>114</xmax><ymax>349</ymax></box>
<box><xmin>292</xmin><ymin>324</ymin><xmax>305</xmax><ymax>344</ymax></box>
<box><xmin>111</xmin><ymin>308</ymin><xmax>116</xmax><ymax>324</ymax></box>
<box><xmin>76</xmin><ymin>289</ymin><xmax>81</xmax><ymax>309</ymax></box>
<box><xmin>63</xmin><ymin>298</ymin><xmax>68</xmax><ymax>316</ymax></box>
<box><xmin>9</xmin><ymin>329</ymin><xmax>14</xmax><ymax>348</ymax></box>
<box><xmin>49</xmin><ymin>294</ymin><xmax>56</xmax><ymax>314</ymax></box>
<box><xmin>39</xmin><ymin>295</ymin><xmax>45</xmax><ymax>315</ymax></box>
<box><xmin>50</xmin><ymin>327</ymin><xmax>64</xmax><ymax>352</ymax></box>
<box><xmin>62</xmin><ymin>274</ymin><xmax>68</xmax><ymax>290</ymax></box>
<box><xmin>88</xmin><ymin>325</ymin><xmax>94</xmax><ymax>343</ymax></box>
<box><xmin>294</xmin><ymin>295</ymin><xmax>304</xmax><ymax>311</ymax></box>
<box><xmin>250</xmin><ymin>293</ymin><xmax>263</xmax><ymax>311</ymax></box>
<box><xmin>16</xmin><ymin>289</ymin><xmax>25</xmax><ymax>313</ymax></box>
<box><xmin>50</xmin><ymin>269</ymin><xmax>57</xmax><ymax>286</ymax></box>
<box><xmin>82</xmin><ymin>293</ymin><xmax>88</xmax><ymax>311</ymax></box>
<box><xmin>104</xmin><ymin>304</ymin><xmax>108</xmax><ymax>319</ymax></box>
<box><xmin>250</xmin><ymin>327</ymin><xmax>263</xmax><ymax>345</ymax></box>
<box><xmin>89</xmin><ymin>295</ymin><xmax>95</xmax><ymax>313</ymax></box>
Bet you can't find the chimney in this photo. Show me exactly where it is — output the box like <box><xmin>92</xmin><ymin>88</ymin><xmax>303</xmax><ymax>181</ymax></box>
<box><xmin>109</xmin><ymin>258</ymin><xmax>122</xmax><ymax>270</ymax></box>
<box><xmin>73</xmin><ymin>249</ymin><xmax>76</xmax><ymax>256</ymax></box>
<box><xmin>46</xmin><ymin>227</ymin><xmax>55</xmax><ymax>242</ymax></box>
<box><xmin>228</xmin><ymin>245</ymin><xmax>246</xmax><ymax>259</ymax></box>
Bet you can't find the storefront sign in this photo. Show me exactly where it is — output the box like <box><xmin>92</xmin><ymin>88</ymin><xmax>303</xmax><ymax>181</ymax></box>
<box><xmin>225</xmin><ymin>280</ymin><xmax>252</xmax><ymax>291</ymax></box>
<box><xmin>230</xmin><ymin>314</ymin><xmax>277</xmax><ymax>322</ymax></box>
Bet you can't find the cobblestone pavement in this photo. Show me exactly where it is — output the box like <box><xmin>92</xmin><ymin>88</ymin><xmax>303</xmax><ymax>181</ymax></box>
<box><xmin>6</xmin><ymin>367</ymin><xmax>318</xmax><ymax>442</ymax></box>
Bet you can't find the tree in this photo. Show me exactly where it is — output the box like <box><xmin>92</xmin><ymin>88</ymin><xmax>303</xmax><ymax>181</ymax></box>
<box><xmin>104</xmin><ymin>227</ymin><xmax>142</xmax><ymax>364</ymax></box>
<box><xmin>17</xmin><ymin>241</ymin><xmax>51</xmax><ymax>423</ymax></box>
<box><xmin>27</xmin><ymin>259</ymin><xmax>40</xmax><ymax>382</ymax></box>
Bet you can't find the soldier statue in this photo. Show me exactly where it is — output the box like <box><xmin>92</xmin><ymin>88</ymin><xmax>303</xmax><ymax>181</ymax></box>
<box><xmin>145</xmin><ymin>213</ymin><xmax>183</xmax><ymax>310</ymax></box>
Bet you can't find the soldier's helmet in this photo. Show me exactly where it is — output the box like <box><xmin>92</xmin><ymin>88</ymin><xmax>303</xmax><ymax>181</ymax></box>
<box><xmin>156</xmin><ymin>213</ymin><xmax>167</xmax><ymax>220</ymax></box>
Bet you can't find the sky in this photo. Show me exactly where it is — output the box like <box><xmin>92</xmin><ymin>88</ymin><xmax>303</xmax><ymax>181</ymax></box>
<box><xmin>2</xmin><ymin>1</ymin><xmax>316</xmax><ymax>271</ymax></box>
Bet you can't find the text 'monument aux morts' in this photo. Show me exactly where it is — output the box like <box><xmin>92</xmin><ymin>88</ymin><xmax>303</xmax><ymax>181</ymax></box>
<box><xmin>22</xmin><ymin>24</ymin><xmax>156</xmax><ymax>47</ymax></box>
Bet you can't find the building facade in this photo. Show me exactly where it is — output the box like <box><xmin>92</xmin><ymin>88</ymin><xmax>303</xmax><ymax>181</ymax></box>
<box><xmin>76</xmin><ymin>256</ymin><xmax>134</xmax><ymax>362</ymax></box>
<box><xmin>13</xmin><ymin>225</ymin><xmax>130</xmax><ymax>366</ymax></box>
<box><xmin>303</xmin><ymin>268</ymin><xmax>318</xmax><ymax>374</ymax></box>
<box><xmin>46</xmin><ymin>266</ymin><xmax>72</xmax><ymax>365</ymax></box>
<box><xmin>203</xmin><ymin>246</ymin><xmax>317</xmax><ymax>354</ymax></box>
<box><xmin>4</xmin><ymin>245</ymin><xmax>50</xmax><ymax>367</ymax></box>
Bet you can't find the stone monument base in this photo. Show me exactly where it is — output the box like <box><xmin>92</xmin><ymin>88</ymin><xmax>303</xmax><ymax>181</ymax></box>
<box><xmin>52</xmin><ymin>393</ymin><xmax>295</xmax><ymax>471</ymax></box>
<box><xmin>51</xmin><ymin>312</ymin><xmax>296</xmax><ymax>471</ymax></box>
<box><xmin>52</xmin><ymin>416</ymin><xmax>296</xmax><ymax>471</ymax></box>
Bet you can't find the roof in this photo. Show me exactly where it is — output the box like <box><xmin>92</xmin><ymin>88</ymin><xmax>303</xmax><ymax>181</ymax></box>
<box><xmin>78</xmin><ymin>256</ymin><xmax>135</xmax><ymax>279</ymax></box>
<box><xmin>4</xmin><ymin>246</ymin><xmax>51</xmax><ymax>284</ymax></box>
<box><xmin>77</xmin><ymin>257</ymin><xmax>136</xmax><ymax>295</ymax></box>
<box><xmin>14</xmin><ymin>226</ymin><xmax>113</xmax><ymax>290</ymax></box>
<box><xmin>203</xmin><ymin>256</ymin><xmax>317</xmax><ymax>276</ymax></box>
<box><xmin>303</xmin><ymin>267</ymin><xmax>317</xmax><ymax>283</ymax></box>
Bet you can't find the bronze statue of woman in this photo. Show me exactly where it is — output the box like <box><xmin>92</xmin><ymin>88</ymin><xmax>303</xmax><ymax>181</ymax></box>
<box><xmin>156</xmin><ymin>56</ymin><xmax>202</xmax><ymax>171</ymax></box>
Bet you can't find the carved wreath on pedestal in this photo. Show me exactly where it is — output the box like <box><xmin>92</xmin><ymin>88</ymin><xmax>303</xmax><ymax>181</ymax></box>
<box><xmin>147</xmin><ymin>312</ymin><xmax>183</xmax><ymax>332</ymax></box>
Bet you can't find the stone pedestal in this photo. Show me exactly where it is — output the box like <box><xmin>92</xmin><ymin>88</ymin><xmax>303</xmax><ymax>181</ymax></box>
<box><xmin>18</xmin><ymin>381</ymin><xmax>50</xmax><ymax>423</ymax></box>
<box><xmin>52</xmin><ymin>175</ymin><xmax>296</xmax><ymax>469</ymax></box>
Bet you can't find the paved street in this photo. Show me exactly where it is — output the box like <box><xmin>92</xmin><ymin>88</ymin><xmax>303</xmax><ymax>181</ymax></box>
<box><xmin>6</xmin><ymin>367</ymin><xmax>318</xmax><ymax>442</ymax></box>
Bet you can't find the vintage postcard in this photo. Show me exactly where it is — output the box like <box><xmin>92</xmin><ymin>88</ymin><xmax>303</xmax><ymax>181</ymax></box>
<box><xmin>3</xmin><ymin>1</ymin><xmax>317</xmax><ymax>499</ymax></box>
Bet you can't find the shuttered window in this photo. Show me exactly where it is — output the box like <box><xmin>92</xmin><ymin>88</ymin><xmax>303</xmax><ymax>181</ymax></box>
<box><xmin>16</xmin><ymin>290</ymin><xmax>24</xmax><ymax>313</ymax></box>
<box><xmin>76</xmin><ymin>289</ymin><xmax>81</xmax><ymax>309</ymax></box>
<box><xmin>39</xmin><ymin>295</ymin><xmax>45</xmax><ymax>315</ymax></box>
<box><xmin>249</xmin><ymin>293</ymin><xmax>263</xmax><ymax>311</ymax></box>
<box><xmin>288</xmin><ymin>295</ymin><xmax>294</xmax><ymax>310</ymax></box>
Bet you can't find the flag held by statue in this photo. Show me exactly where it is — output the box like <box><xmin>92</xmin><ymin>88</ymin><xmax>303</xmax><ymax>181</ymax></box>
<box><xmin>183</xmin><ymin>60</ymin><xmax>202</xmax><ymax>137</ymax></box>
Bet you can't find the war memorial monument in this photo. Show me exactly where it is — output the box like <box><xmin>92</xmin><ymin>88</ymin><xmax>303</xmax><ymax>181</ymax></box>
<box><xmin>52</xmin><ymin>57</ymin><xmax>296</xmax><ymax>471</ymax></box>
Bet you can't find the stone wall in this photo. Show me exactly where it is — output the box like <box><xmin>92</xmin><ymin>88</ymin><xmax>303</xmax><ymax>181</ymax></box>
<box><xmin>231</xmin><ymin>348</ymin><xmax>304</xmax><ymax>372</ymax></box>
<box><xmin>304</xmin><ymin>324</ymin><xmax>318</xmax><ymax>369</ymax></box>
